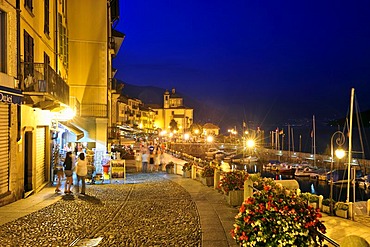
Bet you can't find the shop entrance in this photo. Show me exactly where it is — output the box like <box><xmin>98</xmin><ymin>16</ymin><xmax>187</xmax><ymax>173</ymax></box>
<box><xmin>24</xmin><ymin>131</ymin><xmax>33</xmax><ymax>196</ymax></box>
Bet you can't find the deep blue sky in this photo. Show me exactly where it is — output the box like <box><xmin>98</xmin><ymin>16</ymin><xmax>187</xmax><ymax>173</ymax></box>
<box><xmin>113</xmin><ymin>0</ymin><xmax>370</xmax><ymax>129</ymax></box>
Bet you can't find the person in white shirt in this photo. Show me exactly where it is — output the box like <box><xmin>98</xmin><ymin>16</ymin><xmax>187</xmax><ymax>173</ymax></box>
<box><xmin>135</xmin><ymin>150</ymin><xmax>142</xmax><ymax>172</ymax></box>
<box><xmin>75</xmin><ymin>152</ymin><xmax>88</xmax><ymax>195</ymax></box>
<box><xmin>141</xmin><ymin>151</ymin><xmax>148</xmax><ymax>173</ymax></box>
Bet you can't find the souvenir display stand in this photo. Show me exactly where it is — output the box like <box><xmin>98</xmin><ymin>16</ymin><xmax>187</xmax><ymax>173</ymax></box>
<box><xmin>110</xmin><ymin>159</ymin><xmax>126</xmax><ymax>182</ymax></box>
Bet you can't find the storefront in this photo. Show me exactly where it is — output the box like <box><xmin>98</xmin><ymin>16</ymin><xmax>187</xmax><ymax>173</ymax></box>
<box><xmin>0</xmin><ymin>86</ymin><xmax>22</xmax><ymax>200</ymax></box>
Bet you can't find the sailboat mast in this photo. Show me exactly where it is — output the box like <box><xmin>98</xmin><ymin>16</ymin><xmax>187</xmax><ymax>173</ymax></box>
<box><xmin>347</xmin><ymin>88</ymin><xmax>354</xmax><ymax>203</ymax></box>
<box><xmin>288</xmin><ymin>124</ymin><xmax>291</xmax><ymax>160</ymax></box>
<box><xmin>313</xmin><ymin>115</ymin><xmax>316</xmax><ymax>167</ymax></box>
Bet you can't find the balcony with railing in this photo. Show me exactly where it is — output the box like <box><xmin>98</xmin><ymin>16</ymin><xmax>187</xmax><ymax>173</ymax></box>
<box><xmin>21</xmin><ymin>62</ymin><xmax>69</xmax><ymax>107</ymax></box>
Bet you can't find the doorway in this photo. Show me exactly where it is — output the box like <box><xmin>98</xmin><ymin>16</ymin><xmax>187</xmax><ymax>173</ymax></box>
<box><xmin>24</xmin><ymin>131</ymin><xmax>33</xmax><ymax>195</ymax></box>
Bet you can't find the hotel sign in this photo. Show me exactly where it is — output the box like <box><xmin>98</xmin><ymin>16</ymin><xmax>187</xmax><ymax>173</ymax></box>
<box><xmin>0</xmin><ymin>85</ymin><xmax>23</xmax><ymax>105</ymax></box>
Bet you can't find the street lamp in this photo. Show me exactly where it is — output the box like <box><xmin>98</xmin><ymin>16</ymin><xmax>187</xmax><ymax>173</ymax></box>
<box><xmin>329</xmin><ymin>131</ymin><xmax>346</xmax><ymax>215</ymax></box>
<box><xmin>206</xmin><ymin>135</ymin><xmax>214</xmax><ymax>143</ymax></box>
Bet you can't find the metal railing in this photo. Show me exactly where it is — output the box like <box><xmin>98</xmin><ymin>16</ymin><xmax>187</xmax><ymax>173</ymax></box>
<box><xmin>21</xmin><ymin>62</ymin><xmax>69</xmax><ymax>105</ymax></box>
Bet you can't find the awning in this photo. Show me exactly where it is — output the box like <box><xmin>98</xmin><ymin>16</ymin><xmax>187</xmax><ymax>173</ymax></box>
<box><xmin>0</xmin><ymin>85</ymin><xmax>23</xmax><ymax>104</ymax></box>
<box><xmin>59</xmin><ymin>121</ymin><xmax>84</xmax><ymax>140</ymax></box>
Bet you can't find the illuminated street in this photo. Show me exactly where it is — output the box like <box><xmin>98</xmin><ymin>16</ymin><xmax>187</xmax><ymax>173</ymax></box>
<box><xmin>0</xmin><ymin>174</ymin><xmax>202</xmax><ymax>247</ymax></box>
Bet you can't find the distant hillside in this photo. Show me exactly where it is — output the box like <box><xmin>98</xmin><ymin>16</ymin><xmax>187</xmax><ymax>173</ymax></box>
<box><xmin>327</xmin><ymin>109</ymin><xmax>370</xmax><ymax>128</ymax></box>
<box><xmin>117</xmin><ymin>80</ymin><xmax>239</xmax><ymax>131</ymax></box>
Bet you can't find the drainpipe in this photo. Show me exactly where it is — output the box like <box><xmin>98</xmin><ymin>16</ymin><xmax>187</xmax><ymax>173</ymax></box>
<box><xmin>16</xmin><ymin>0</ymin><xmax>21</xmax><ymax>142</ymax></box>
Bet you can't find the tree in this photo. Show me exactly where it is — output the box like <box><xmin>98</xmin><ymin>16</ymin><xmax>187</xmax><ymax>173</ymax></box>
<box><xmin>169</xmin><ymin>119</ymin><xmax>178</xmax><ymax>132</ymax></box>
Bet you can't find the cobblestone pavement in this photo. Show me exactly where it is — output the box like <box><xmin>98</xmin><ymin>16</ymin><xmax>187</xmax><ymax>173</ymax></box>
<box><xmin>0</xmin><ymin>173</ymin><xmax>201</xmax><ymax>247</ymax></box>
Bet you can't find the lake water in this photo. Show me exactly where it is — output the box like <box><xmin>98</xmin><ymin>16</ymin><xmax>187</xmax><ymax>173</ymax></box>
<box><xmin>244</xmin><ymin>163</ymin><xmax>370</xmax><ymax>202</ymax></box>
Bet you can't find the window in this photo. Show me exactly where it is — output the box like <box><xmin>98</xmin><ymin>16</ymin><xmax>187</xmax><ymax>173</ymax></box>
<box><xmin>24</xmin><ymin>31</ymin><xmax>34</xmax><ymax>76</ymax></box>
<box><xmin>25</xmin><ymin>0</ymin><xmax>33</xmax><ymax>12</ymax></box>
<box><xmin>0</xmin><ymin>10</ymin><xmax>6</xmax><ymax>73</ymax></box>
<box><xmin>44</xmin><ymin>0</ymin><xmax>50</xmax><ymax>35</ymax></box>
<box><xmin>58</xmin><ymin>14</ymin><xmax>68</xmax><ymax>67</ymax></box>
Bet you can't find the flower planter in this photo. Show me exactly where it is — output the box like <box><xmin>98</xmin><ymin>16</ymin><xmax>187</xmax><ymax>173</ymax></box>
<box><xmin>227</xmin><ymin>190</ymin><xmax>244</xmax><ymax>206</ymax></box>
<box><xmin>205</xmin><ymin>176</ymin><xmax>214</xmax><ymax>186</ymax></box>
<box><xmin>308</xmin><ymin>202</ymin><xmax>318</xmax><ymax>209</ymax></box>
<box><xmin>166</xmin><ymin>167</ymin><xmax>174</xmax><ymax>174</ymax></box>
<box><xmin>182</xmin><ymin>171</ymin><xmax>191</xmax><ymax>178</ymax></box>
<box><xmin>201</xmin><ymin>176</ymin><xmax>214</xmax><ymax>186</ymax></box>
<box><xmin>335</xmin><ymin>209</ymin><xmax>348</xmax><ymax>219</ymax></box>
<box><xmin>322</xmin><ymin>205</ymin><xmax>331</xmax><ymax>214</ymax></box>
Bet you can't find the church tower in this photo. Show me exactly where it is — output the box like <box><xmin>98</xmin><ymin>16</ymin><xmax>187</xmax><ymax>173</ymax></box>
<box><xmin>163</xmin><ymin>90</ymin><xmax>170</xmax><ymax>109</ymax></box>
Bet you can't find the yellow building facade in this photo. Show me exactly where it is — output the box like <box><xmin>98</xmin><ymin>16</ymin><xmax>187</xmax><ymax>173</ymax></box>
<box><xmin>0</xmin><ymin>0</ymin><xmax>23</xmax><ymax>206</ymax></box>
<box><xmin>153</xmin><ymin>89</ymin><xmax>193</xmax><ymax>135</ymax></box>
<box><xmin>0</xmin><ymin>0</ymin><xmax>122</xmax><ymax>206</ymax></box>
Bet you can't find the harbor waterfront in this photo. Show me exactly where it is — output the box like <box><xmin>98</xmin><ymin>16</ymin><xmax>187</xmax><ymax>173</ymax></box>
<box><xmin>167</xmin><ymin>142</ymin><xmax>370</xmax><ymax>202</ymax></box>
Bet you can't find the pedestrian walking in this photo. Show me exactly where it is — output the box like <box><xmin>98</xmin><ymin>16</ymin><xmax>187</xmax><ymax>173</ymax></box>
<box><xmin>154</xmin><ymin>147</ymin><xmax>161</xmax><ymax>172</ymax></box>
<box><xmin>54</xmin><ymin>162</ymin><xmax>64</xmax><ymax>193</ymax></box>
<box><xmin>75</xmin><ymin>152</ymin><xmax>88</xmax><ymax>195</ymax></box>
<box><xmin>135</xmin><ymin>150</ymin><xmax>142</xmax><ymax>172</ymax></box>
<box><xmin>63</xmin><ymin>151</ymin><xmax>73</xmax><ymax>194</ymax></box>
<box><xmin>159</xmin><ymin>150</ymin><xmax>165</xmax><ymax>171</ymax></box>
<box><xmin>142</xmin><ymin>151</ymin><xmax>148</xmax><ymax>173</ymax></box>
<box><xmin>149</xmin><ymin>151</ymin><xmax>155</xmax><ymax>172</ymax></box>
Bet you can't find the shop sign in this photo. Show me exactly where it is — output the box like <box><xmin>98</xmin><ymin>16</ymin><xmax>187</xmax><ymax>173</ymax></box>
<box><xmin>0</xmin><ymin>86</ymin><xmax>23</xmax><ymax>105</ymax></box>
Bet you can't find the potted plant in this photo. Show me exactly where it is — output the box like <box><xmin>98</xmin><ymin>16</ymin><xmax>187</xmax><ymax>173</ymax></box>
<box><xmin>322</xmin><ymin>198</ymin><xmax>336</xmax><ymax>214</ymax></box>
<box><xmin>301</xmin><ymin>192</ymin><xmax>320</xmax><ymax>209</ymax></box>
<box><xmin>232</xmin><ymin>177</ymin><xmax>327</xmax><ymax>246</ymax></box>
<box><xmin>165</xmin><ymin>161</ymin><xmax>175</xmax><ymax>174</ymax></box>
<box><xmin>182</xmin><ymin>162</ymin><xmax>192</xmax><ymax>178</ymax></box>
<box><xmin>334</xmin><ymin>201</ymin><xmax>349</xmax><ymax>218</ymax></box>
<box><xmin>218</xmin><ymin>171</ymin><xmax>248</xmax><ymax>206</ymax></box>
<box><xmin>200</xmin><ymin>164</ymin><xmax>215</xmax><ymax>186</ymax></box>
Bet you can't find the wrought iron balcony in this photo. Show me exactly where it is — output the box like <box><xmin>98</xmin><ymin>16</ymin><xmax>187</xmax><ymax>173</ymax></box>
<box><xmin>20</xmin><ymin>62</ymin><xmax>69</xmax><ymax>108</ymax></box>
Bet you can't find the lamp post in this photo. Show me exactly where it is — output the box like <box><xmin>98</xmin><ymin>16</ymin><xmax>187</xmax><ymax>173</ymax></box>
<box><xmin>330</xmin><ymin>131</ymin><xmax>346</xmax><ymax>215</ymax></box>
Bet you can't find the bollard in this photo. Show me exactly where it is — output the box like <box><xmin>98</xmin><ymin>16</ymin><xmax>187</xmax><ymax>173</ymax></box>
<box><xmin>349</xmin><ymin>202</ymin><xmax>354</xmax><ymax>220</ymax></box>
<box><xmin>214</xmin><ymin>170</ymin><xmax>220</xmax><ymax>190</ymax></box>
<box><xmin>319</xmin><ymin>195</ymin><xmax>323</xmax><ymax>210</ymax></box>
<box><xmin>191</xmin><ymin>165</ymin><xmax>196</xmax><ymax>179</ymax></box>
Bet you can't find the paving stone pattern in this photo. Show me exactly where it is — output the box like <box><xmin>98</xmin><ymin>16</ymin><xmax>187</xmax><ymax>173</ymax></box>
<box><xmin>0</xmin><ymin>174</ymin><xmax>202</xmax><ymax>247</ymax></box>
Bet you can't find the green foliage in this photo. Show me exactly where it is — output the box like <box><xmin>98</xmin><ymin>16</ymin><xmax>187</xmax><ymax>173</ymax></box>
<box><xmin>201</xmin><ymin>165</ymin><xmax>214</xmax><ymax>178</ymax></box>
<box><xmin>322</xmin><ymin>198</ymin><xmax>336</xmax><ymax>207</ymax></box>
<box><xmin>301</xmin><ymin>192</ymin><xmax>319</xmax><ymax>203</ymax></box>
<box><xmin>334</xmin><ymin>202</ymin><xmax>349</xmax><ymax>211</ymax></box>
<box><xmin>182</xmin><ymin>162</ymin><xmax>193</xmax><ymax>172</ymax></box>
<box><xmin>166</xmin><ymin>161</ymin><xmax>175</xmax><ymax>168</ymax></box>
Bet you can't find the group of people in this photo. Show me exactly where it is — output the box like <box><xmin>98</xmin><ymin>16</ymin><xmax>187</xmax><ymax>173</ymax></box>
<box><xmin>135</xmin><ymin>142</ymin><xmax>166</xmax><ymax>173</ymax></box>
<box><xmin>55</xmin><ymin>151</ymin><xmax>89</xmax><ymax>195</ymax></box>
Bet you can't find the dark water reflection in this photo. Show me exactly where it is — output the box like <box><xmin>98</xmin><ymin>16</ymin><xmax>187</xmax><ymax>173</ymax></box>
<box><xmin>241</xmin><ymin>163</ymin><xmax>370</xmax><ymax>202</ymax></box>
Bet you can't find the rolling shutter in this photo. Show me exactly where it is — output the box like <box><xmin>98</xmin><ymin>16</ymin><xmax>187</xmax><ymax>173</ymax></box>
<box><xmin>35</xmin><ymin>127</ymin><xmax>46</xmax><ymax>189</ymax></box>
<box><xmin>0</xmin><ymin>104</ymin><xmax>9</xmax><ymax>195</ymax></box>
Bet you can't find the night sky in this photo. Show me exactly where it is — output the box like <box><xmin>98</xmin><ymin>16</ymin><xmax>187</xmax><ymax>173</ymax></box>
<box><xmin>113</xmin><ymin>0</ymin><xmax>370</xmax><ymax>130</ymax></box>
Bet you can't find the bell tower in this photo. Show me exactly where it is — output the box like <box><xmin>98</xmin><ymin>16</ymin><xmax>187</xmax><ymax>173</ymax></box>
<box><xmin>163</xmin><ymin>89</ymin><xmax>170</xmax><ymax>109</ymax></box>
